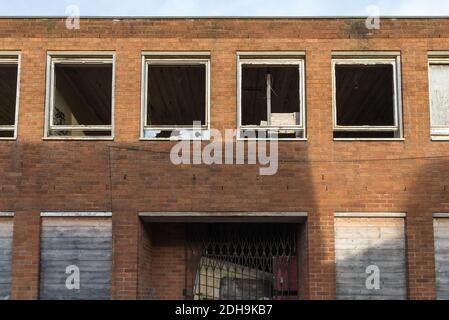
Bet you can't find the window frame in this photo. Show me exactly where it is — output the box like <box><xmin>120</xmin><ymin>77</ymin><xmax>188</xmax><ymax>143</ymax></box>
<box><xmin>428</xmin><ymin>54</ymin><xmax>449</xmax><ymax>141</ymax></box>
<box><xmin>140</xmin><ymin>52</ymin><xmax>211</xmax><ymax>141</ymax></box>
<box><xmin>237</xmin><ymin>52</ymin><xmax>306</xmax><ymax>141</ymax></box>
<box><xmin>0</xmin><ymin>52</ymin><xmax>21</xmax><ymax>141</ymax></box>
<box><xmin>44</xmin><ymin>51</ymin><xmax>116</xmax><ymax>140</ymax></box>
<box><xmin>332</xmin><ymin>52</ymin><xmax>403</xmax><ymax>141</ymax></box>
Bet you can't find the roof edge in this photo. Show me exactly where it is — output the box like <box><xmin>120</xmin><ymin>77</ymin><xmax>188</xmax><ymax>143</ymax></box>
<box><xmin>0</xmin><ymin>16</ymin><xmax>448</xmax><ymax>20</ymax></box>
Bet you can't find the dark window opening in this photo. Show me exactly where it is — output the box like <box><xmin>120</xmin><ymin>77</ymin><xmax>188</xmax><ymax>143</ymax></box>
<box><xmin>49</xmin><ymin>130</ymin><xmax>112</xmax><ymax>137</ymax></box>
<box><xmin>334</xmin><ymin>131</ymin><xmax>395</xmax><ymax>139</ymax></box>
<box><xmin>0</xmin><ymin>131</ymin><xmax>14</xmax><ymax>138</ymax></box>
<box><xmin>241</xmin><ymin>65</ymin><xmax>300</xmax><ymax>127</ymax></box>
<box><xmin>334</xmin><ymin>64</ymin><xmax>398</xmax><ymax>138</ymax></box>
<box><xmin>0</xmin><ymin>64</ymin><xmax>18</xmax><ymax>126</ymax></box>
<box><xmin>53</xmin><ymin>64</ymin><xmax>113</xmax><ymax>127</ymax></box>
<box><xmin>147</xmin><ymin>65</ymin><xmax>206</xmax><ymax>126</ymax></box>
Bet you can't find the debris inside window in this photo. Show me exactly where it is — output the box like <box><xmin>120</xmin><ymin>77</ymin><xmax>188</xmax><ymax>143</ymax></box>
<box><xmin>47</xmin><ymin>58</ymin><xmax>114</xmax><ymax>138</ymax></box>
<box><xmin>241</xmin><ymin>66</ymin><xmax>301</xmax><ymax>138</ymax></box>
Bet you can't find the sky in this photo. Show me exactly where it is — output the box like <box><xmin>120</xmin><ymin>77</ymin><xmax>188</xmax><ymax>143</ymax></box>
<box><xmin>0</xmin><ymin>0</ymin><xmax>449</xmax><ymax>17</ymax></box>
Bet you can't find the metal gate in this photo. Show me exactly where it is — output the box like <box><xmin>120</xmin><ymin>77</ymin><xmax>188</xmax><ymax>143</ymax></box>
<box><xmin>186</xmin><ymin>224</ymin><xmax>298</xmax><ymax>300</ymax></box>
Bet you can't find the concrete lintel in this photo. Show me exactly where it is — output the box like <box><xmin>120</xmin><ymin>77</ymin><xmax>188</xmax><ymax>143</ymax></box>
<box><xmin>41</xmin><ymin>212</ymin><xmax>112</xmax><ymax>217</ymax></box>
<box><xmin>0</xmin><ymin>212</ymin><xmax>14</xmax><ymax>217</ymax></box>
<box><xmin>335</xmin><ymin>212</ymin><xmax>406</xmax><ymax>218</ymax></box>
<box><xmin>433</xmin><ymin>213</ymin><xmax>449</xmax><ymax>218</ymax></box>
<box><xmin>332</xmin><ymin>51</ymin><xmax>401</xmax><ymax>57</ymax></box>
<box><xmin>139</xmin><ymin>212</ymin><xmax>308</xmax><ymax>223</ymax></box>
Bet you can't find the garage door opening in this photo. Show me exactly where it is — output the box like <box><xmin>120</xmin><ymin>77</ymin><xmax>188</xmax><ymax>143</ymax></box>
<box><xmin>185</xmin><ymin>224</ymin><xmax>299</xmax><ymax>300</ymax></box>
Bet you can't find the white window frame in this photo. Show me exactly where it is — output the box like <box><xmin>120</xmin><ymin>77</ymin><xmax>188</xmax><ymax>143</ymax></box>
<box><xmin>332</xmin><ymin>52</ymin><xmax>403</xmax><ymax>141</ymax></box>
<box><xmin>0</xmin><ymin>52</ymin><xmax>21</xmax><ymax>140</ymax></box>
<box><xmin>428</xmin><ymin>53</ymin><xmax>449</xmax><ymax>141</ymax></box>
<box><xmin>140</xmin><ymin>52</ymin><xmax>211</xmax><ymax>141</ymax></box>
<box><xmin>237</xmin><ymin>52</ymin><xmax>306</xmax><ymax>141</ymax></box>
<box><xmin>44</xmin><ymin>51</ymin><xmax>116</xmax><ymax>140</ymax></box>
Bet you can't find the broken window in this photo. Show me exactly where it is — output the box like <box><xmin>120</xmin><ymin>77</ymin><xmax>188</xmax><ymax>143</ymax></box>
<box><xmin>238</xmin><ymin>56</ymin><xmax>305</xmax><ymax>140</ymax></box>
<box><xmin>45</xmin><ymin>54</ymin><xmax>114</xmax><ymax>138</ymax></box>
<box><xmin>0</xmin><ymin>55</ymin><xmax>19</xmax><ymax>139</ymax></box>
<box><xmin>429</xmin><ymin>58</ymin><xmax>449</xmax><ymax>139</ymax></box>
<box><xmin>333</xmin><ymin>56</ymin><xmax>402</xmax><ymax>139</ymax></box>
<box><xmin>142</xmin><ymin>54</ymin><xmax>210</xmax><ymax>140</ymax></box>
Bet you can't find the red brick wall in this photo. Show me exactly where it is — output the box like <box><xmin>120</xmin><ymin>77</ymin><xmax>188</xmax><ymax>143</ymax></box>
<box><xmin>149</xmin><ymin>224</ymin><xmax>186</xmax><ymax>300</ymax></box>
<box><xmin>0</xmin><ymin>18</ymin><xmax>448</xmax><ymax>300</ymax></box>
<box><xmin>111</xmin><ymin>211</ymin><xmax>139</xmax><ymax>299</ymax></box>
<box><xmin>137</xmin><ymin>222</ymin><xmax>152</xmax><ymax>299</ymax></box>
<box><xmin>297</xmin><ymin>222</ymin><xmax>309</xmax><ymax>300</ymax></box>
<box><xmin>11</xmin><ymin>212</ymin><xmax>40</xmax><ymax>300</ymax></box>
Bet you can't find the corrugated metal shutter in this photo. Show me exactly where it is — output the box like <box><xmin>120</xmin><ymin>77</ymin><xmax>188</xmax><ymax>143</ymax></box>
<box><xmin>434</xmin><ymin>218</ymin><xmax>449</xmax><ymax>300</ymax></box>
<box><xmin>335</xmin><ymin>217</ymin><xmax>407</xmax><ymax>300</ymax></box>
<box><xmin>39</xmin><ymin>218</ymin><xmax>112</xmax><ymax>300</ymax></box>
<box><xmin>0</xmin><ymin>219</ymin><xmax>13</xmax><ymax>300</ymax></box>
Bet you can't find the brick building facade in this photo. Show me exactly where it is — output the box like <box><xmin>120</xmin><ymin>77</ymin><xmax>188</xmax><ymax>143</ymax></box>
<box><xmin>0</xmin><ymin>17</ymin><xmax>449</xmax><ymax>300</ymax></box>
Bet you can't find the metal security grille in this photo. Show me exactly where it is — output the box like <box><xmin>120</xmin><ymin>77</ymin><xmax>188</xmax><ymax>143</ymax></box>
<box><xmin>186</xmin><ymin>224</ymin><xmax>297</xmax><ymax>300</ymax></box>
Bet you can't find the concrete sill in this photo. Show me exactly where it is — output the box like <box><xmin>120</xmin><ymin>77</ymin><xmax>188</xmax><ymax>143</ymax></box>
<box><xmin>334</xmin><ymin>138</ymin><xmax>405</xmax><ymax>142</ymax></box>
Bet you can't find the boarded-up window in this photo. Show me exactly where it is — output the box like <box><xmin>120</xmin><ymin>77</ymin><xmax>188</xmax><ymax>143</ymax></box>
<box><xmin>0</xmin><ymin>218</ymin><xmax>13</xmax><ymax>300</ymax></box>
<box><xmin>39</xmin><ymin>218</ymin><xmax>112</xmax><ymax>300</ymax></box>
<box><xmin>429</xmin><ymin>63</ymin><xmax>449</xmax><ymax>138</ymax></box>
<box><xmin>334</xmin><ymin>217</ymin><xmax>407</xmax><ymax>300</ymax></box>
<box><xmin>434</xmin><ymin>218</ymin><xmax>449</xmax><ymax>300</ymax></box>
